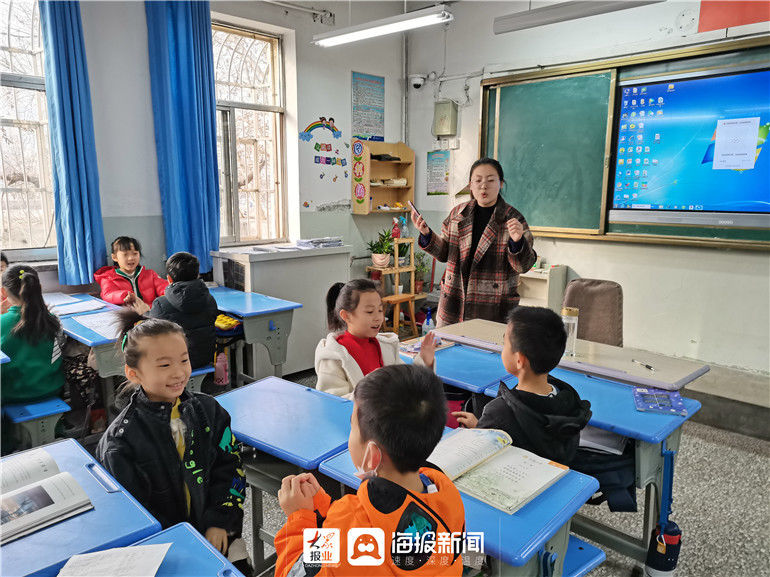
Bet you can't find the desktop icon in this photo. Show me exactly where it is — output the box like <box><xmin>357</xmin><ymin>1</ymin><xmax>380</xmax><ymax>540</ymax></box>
<box><xmin>658</xmin><ymin>97</ymin><xmax>664</xmax><ymax>104</ymax></box>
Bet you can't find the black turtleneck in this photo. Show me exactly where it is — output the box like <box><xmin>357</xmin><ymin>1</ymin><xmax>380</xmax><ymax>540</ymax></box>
<box><xmin>471</xmin><ymin>203</ymin><xmax>496</xmax><ymax>259</ymax></box>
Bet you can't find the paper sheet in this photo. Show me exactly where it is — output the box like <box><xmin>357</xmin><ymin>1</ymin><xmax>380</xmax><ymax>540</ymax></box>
<box><xmin>51</xmin><ymin>300</ymin><xmax>106</xmax><ymax>316</ymax></box>
<box><xmin>57</xmin><ymin>543</ymin><xmax>171</xmax><ymax>577</ymax></box>
<box><xmin>713</xmin><ymin>117</ymin><xmax>759</xmax><ymax>170</ymax></box>
<box><xmin>43</xmin><ymin>293</ymin><xmax>78</xmax><ymax>307</ymax></box>
<box><xmin>71</xmin><ymin>311</ymin><xmax>122</xmax><ymax>340</ymax></box>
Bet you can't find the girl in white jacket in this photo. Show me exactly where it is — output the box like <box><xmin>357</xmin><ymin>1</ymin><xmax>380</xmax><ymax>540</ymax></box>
<box><xmin>315</xmin><ymin>279</ymin><xmax>435</xmax><ymax>398</ymax></box>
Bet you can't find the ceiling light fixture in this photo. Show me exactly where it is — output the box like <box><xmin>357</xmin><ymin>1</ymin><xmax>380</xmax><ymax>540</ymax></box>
<box><xmin>493</xmin><ymin>1</ymin><xmax>664</xmax><ymax>34</ymax></box>
<box><xmin>313</xmin><ymin>4</ymin><xmax>453</xmax><ymax>47</ymax></box>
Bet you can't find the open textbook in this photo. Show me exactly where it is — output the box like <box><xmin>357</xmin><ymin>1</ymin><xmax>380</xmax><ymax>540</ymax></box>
<box><xmin>1</xmin><ymin>449</ymin><xmax>93</xmax><ymax>544</ymax></box>
<box><xmin>427</xmin><ymin>428</ymin><xmax>568</xmax><ymax>514</ymax></box>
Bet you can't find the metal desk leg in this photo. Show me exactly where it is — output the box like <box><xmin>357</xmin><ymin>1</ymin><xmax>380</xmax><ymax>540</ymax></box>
<box><xmin>488</xmin><ymin>520</ymin><xmax>570</xmax><ymax>577</ymax></box>
<box><xmin>241</xmin><ymin>310</ymin><xmax>295</xmax><ymax>379</ymax></box>
<box><xmin>243</xmin><ymin>452</ymin><xmax>302</xmax><ymax>575</ymax></box>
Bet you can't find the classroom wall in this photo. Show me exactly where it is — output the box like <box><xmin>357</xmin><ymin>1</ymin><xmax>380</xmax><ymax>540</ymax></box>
<box><xmin>407</xmin><ymin>1</ymin><xmax>770</xmax><ymax>374</ymax></box>
<box><xmin>80</xmin><ymin>1</ymin><xmax>166</xmax><ymax>272</ymax></box>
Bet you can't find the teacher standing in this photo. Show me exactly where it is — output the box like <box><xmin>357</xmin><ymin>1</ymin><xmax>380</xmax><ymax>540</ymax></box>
<box><xmin>412</xmin><ymin>157</ymin><xmax>536</xmax><ymax>327</ymax></box>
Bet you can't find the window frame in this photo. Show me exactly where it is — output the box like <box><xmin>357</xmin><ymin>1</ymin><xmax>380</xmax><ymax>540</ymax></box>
<box><xmin>0</xmin><ymin>72</ymin><xmax>57</xmax><ymax>260</ymax></box>
<box><xmin>212</xmin><ymin>23</ymin><xmax>288</xmax><ymax>246</ymax></box>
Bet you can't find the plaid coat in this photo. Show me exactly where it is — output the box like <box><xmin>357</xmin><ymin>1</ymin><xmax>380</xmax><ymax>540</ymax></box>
<box><xmin>421</xmin><ymin>197</ymin><xmax>536</xmax><ymax>327</ymax></box>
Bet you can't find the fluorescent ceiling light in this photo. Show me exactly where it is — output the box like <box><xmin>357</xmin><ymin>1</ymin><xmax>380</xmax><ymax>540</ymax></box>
<box><xmin>494</xmin><ymin>1</ymin><xmax>664</xmax><ymax>34</ymax></box>
<box><xmin>313</xmin><ymin>4</ymin><xmax>453</xmax><ymax>47</ymax></box>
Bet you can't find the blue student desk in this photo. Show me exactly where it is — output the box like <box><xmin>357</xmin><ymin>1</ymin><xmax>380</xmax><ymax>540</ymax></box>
<box><xmin>209</xmin><ymin>286</ymin><xmax>302</xmax><ymax>383</ymax></box>
<box><xmin>0</xmin><ymin>349</ymin><xmax>9</xmax><ymax>364</ymax></box>
<box><xmin>60</xmin><ymin>306</ymin><xmax>124</xmax><ymax>420</ymax></box>
<box><xmin>130</xmin><ymin>523</ymin><xmax>246</xmax><ymax>577</ymax></box>
<box><xmin>216</xmin><ymin>376</ymin><xmax>352</xmax><ymax>574</ymax></box>
<box><xmin>1</xmin><ymin>439</ymin><xmax>160</xmax><ymax>577</ymax></box>
<box><xmin>45</xmin><ymin>292</ymin><xmax>109</xmax><ymax>317</ymax></box>
<box><xmin>319</xmin><ymin>435</ymin><xmax>600</xmax><ymax>576</ymax></box>
<box><xmin>486</xmin><ymin>368</ymin><xmax>701</xmax><ymax>563</ymax></box>
<box><xmin>401</xmin><ymin>344</ymin><xmax>509</xmax><ymax>394</ymax></box>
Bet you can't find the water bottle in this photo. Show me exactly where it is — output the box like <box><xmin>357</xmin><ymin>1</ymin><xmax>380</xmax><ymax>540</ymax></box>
<box><xmin>561</xmin><ymin>307</ymin><xmax>579</xmax><ymax>357</ymax></box>
<box><xmin>422</xmin><ymin>309</ymin><xmax>435</xmax><ymax>335</ymax></box>
<box><xmin>214</xmin><ymin>352</ymin><xmax>229</xmax><ymax>387</ymax></box>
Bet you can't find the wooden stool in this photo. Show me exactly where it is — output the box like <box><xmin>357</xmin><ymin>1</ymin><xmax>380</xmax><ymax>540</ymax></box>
<box><xmin>382</xmin><ymin>293</ymin><xmax>418</xmax><ymax>338</ymax></box>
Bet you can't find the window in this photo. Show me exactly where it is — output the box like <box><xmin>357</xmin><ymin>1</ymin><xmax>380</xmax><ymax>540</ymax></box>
<box><xmin>212</xmin><ymin>24</ymin><xmax>285</xmax><ymax>244</ymax></box>
<box><xmin>0</xmin><ymin>0</ymin><xmax>55</xmax><ymax>251</ymax></box>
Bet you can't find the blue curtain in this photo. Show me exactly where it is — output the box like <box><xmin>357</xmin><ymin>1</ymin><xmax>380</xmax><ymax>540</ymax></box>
<box><xmin>145</xmin><ymin>1</ymin><xmax>219</xmax><ymax>273</ymax></box>
<box><xmin>39</xmin><ymin>1</ymin><xmax>106</xmax><ymax>285</ymax></box>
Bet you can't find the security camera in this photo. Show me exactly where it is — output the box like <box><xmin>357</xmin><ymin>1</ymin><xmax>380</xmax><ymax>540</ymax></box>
<box><xmin>409</xmin><ymin>74</ymin><xmax>427</xmax><ymax>89</ymax></box>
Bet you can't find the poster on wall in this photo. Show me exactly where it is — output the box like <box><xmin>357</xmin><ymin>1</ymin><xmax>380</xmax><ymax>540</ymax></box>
<box><xmin>299</xmin><ymin>116</ymin><xmax>350</xmax><ymax>212</ymax></box>
<box><xmin>351</xmin><ymin>72</ymin><xmax>385</xmax><ymax>142</ymax></box>
<box><xmin>427</xmin><ymin>150</ymin><xmax>450</xmax><ymax>195</ymax></box>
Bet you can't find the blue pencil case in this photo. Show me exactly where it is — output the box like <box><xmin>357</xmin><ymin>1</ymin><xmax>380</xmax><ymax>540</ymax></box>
<box><xmin>633</xmin><ymin>387</ymin><xmax>688</xmax><ymax>416</ymax></box>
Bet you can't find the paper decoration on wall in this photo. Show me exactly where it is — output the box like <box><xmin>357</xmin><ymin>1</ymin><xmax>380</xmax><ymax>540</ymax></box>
<box><xmin>427</xmin><ymin>150</ymin><xmax>450</xmax><ymax>195</ymax></box>
<box><xmin>300</xmin><ymin>117</ymin><xmax>342</xmax><ymax>141</ymax></box>
<box><xmin>351</xmin><ymin>72</ymin><xmax>385</xmax><ymax>142</ymax></box>
<box><xmin>300</xmin><ymin>113</ymin><xmax>348</xmax><ymax>212</ymax></box>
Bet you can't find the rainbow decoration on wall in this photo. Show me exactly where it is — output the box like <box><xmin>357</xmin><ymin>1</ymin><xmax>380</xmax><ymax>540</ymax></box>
<box><xmin>701</xmin><ymin>122</ymin><xmax>768</xmax><ymax>171</ymax></box>
<box><xmin>300</xmin><ymin>117</ymin><xmax>342</xmax><ymax>141</ymax></box>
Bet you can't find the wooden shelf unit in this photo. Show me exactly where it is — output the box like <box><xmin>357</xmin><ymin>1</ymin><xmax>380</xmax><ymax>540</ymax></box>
<box><xmin>351</xmin><ymin>140</ymin><xmax>415</xmax><ymax>215</ymax></box>
<box><xmin>366</xmin><ymin>237</ymin><xmax>419</xmax><ymax>337</ymax></box>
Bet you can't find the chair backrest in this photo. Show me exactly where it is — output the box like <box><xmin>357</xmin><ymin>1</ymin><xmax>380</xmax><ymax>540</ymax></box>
<box><xmin>562</xmin><ymin>279</ymin><xmax>623</xmax><ymax>347</ymax></box>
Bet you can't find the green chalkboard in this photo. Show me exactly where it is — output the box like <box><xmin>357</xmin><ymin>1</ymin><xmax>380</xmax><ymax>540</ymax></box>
<box><xmin>486</xmin><ymin>71</ymin><xmax>613</xmax><ymax>232</ymax></box>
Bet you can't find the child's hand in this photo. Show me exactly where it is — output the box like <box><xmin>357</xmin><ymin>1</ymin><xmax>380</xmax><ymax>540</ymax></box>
<box><xmin>205</xmin><ymin>526</ymin><xmax>229</xmax><ymax>554</ymax></box>
<box><xmin>419</xmin><ymin>331</ymin><xmax>437</xmax><ymax>368</ymax></box>
<box><xmin>123</xmin><ymin>292</ymin><xmax>137</xmax><ymax>305</ymax></box>
<box><xmin>132</xmin><ymin>299</ymin><xmax>150</xmax><ymax>315</ymax></box>
<box><xmin>452</xmin><ymin>411</ymin><xmax>478</xmax><ymax>428</ymax></box>
<box><xmin>278</xmin><ymin>473</ymin><xmax>319</xmax><ymax>516</ymax></box>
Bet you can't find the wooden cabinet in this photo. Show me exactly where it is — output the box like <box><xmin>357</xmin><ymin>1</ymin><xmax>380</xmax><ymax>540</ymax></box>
<box><xmin>351</xmin><ymin>140</ymin><xmax>414</xmax><ymax>215</ymax></box>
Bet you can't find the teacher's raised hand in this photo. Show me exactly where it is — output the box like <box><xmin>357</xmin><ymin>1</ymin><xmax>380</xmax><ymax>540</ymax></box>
<box><xmin>506</xmin><ymin>217</ymin><xmax>524</xmax><ymax>243</ymax></box>
<box><xmin>411</xmin><ymin>208</ymin><xmax>430</xmax><ymax>235</ymax></box>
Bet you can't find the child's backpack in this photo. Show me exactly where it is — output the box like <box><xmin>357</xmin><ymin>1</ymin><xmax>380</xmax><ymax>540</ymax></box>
<box><xmin>571</xmin><ymin>445</ymin><xmax>638</xmax><ymax>512</ymax></box>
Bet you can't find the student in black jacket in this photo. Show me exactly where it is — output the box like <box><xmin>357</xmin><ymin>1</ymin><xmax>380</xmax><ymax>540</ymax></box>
<box><xmin>97</xmin><ymin>309</ymin><xmax>250</xmax><ymax>572</ymax></box>
<box><xmin>452</xmin><ymin>306</ymin><xmax>591</xmax><ymax>465</ymax></box>
<box><xmin>149</xmin><ymin>252</ymin><xmax>218</xmax><ymax>369</ymax></box>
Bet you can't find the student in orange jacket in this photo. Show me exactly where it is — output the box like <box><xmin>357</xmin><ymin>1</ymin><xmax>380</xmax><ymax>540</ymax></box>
<box><xmin>275</xmin><ymin>365</ymin><xmax>466</xmax><ymax>577</ymax></box>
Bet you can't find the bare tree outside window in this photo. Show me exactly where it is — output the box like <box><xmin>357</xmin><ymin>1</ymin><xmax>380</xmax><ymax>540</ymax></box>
<box><xmin>0</xmin><ymin>0</ymin><xmax>55</xmax><ymax>250</ymax></box>
<box><xmin>212</xmin><ymin>24</ymin><xmax>285</xmax><ymax>244</ymax></box>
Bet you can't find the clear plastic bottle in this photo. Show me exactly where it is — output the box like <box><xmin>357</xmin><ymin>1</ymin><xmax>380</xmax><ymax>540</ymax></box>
<box><xmin>561</xmin><ymin>307</ymin><xmax>579</xmax><ymax>357</ymax></box>
<box><xmin>422</xmin><ymin>309</ymin><xmax>435</xmax><ymax>335</ymax></box>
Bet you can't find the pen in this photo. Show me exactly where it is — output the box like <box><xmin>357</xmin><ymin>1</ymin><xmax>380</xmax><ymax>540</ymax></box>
<box><xmin>632</xmin><ymin>358</ymin><xmax>656</xmax><ymax>372</ymax></box>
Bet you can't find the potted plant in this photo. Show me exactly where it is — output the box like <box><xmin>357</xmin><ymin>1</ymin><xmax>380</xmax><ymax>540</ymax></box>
<box><xmin>398</xmin><ymin>242</ymin><xmax>410</xmax><ymax>266</ymax></box>
<box><xmin>367</xmin><ymin>229</ymin><xmax>393</xmax><ymax>268</ymax></box>
<box><xmin>414</xmin><ymin>252</ymin><xmax>430</xmax><ymax>294</ymax></box>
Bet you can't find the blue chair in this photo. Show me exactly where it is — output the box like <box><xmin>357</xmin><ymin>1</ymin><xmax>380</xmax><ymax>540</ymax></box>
<box><xmin>2</xmin><ymin>398</ymin><xmax>71</xmax><ymax>449</ymax></box>
<box><xmin>188</xmin><ymin>365</ymin><xmax>216</xmax><ymax>394</ymax></box>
